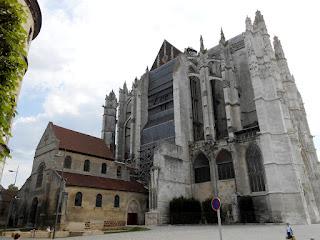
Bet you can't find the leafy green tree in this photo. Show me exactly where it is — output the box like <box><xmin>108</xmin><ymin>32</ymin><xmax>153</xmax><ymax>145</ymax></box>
<box><xmin>0</xmin><ymin>0</ymin><xmax>28</xmax><ymax>159</ymax></box>
<box><xmin>7</xmin><ymin>183</ymin><xmax>18</xmax><ymax>192</ymax></box>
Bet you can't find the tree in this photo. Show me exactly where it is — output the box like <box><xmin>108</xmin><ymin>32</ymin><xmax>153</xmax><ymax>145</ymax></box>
<box><xmin>0</xmin><ymin>0</ymin><xmax>28</xmax><ymax>159</ymax></box>
<box><xmin>7</xmin><ymin>183</ymin><xmax>18</xmax><ymax>192</ymax></box>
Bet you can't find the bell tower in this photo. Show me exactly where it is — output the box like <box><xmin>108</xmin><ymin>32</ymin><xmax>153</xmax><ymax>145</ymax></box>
<box><xmin>101</xmin><ymin>91</ymin><xmax>118</xmax><ymax>153</ymax></box>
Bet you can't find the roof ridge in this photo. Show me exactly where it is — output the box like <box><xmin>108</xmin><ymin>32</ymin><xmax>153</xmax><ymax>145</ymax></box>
<box><xmin>60</xmin><ymin>171</ymin><xmax>138</xmax><ymax>184</ymax></box>
<box><xmin>52</xmin><ymin>123</ymin><xmax>103</xmax><ymax>141</ymax></box>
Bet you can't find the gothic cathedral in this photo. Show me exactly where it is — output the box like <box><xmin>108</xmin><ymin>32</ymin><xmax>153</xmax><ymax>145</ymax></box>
<box><xmin>101</xmin><ymin>11</ymin><xmax>320</xmax><ymax>224</ymax></box>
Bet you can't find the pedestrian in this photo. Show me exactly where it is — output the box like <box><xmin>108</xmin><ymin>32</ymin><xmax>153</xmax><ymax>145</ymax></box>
<box><xmin>286</xmin><ymin>223</ymin><xmax>295</xmax><ymax>239</ymax></box>
<box><xmin>12</xmin><ymin>233</ymin><xmax>20</xmax><ymax>239</ymax></box>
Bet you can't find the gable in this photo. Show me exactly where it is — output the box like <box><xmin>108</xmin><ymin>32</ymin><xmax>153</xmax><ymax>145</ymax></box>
<box><xmin>35</xmin><ymin>122</ymin><xmax>58</xmax><ymax>154</ymax></box>
<box><xmin>151</xmin><ymin>40</ymin><xmax>181</xmax><ymax>70</ymax></box>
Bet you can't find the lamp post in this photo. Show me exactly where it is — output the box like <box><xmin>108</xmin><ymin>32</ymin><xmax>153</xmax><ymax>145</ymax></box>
<box><xmin>52</xmin><ymin>149</ymin><xmax>66</xmax><ymax>239</ymax></box>
<box><xmin>8</xmin><ymin>165</ymin><xmax>19</xmax><ymax>186</ymax></box>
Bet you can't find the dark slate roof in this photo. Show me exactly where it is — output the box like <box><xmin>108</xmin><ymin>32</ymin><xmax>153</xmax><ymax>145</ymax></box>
<box><xmin>58</xmin><ymin>171</ymin><xmax>147</xmax><ymax>194</ymax></box>
<box><xmin>50</xmin><ymin>122</ymin><xmax>114</xmax><ymax>160</ymax></box>
<box><xmin>151</xmin><ymin>40</ymin><xmax>181</xmax><ymax>70</ymax></box>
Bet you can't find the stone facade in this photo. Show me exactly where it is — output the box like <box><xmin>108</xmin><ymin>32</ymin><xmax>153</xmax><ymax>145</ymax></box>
<box><xmin>12</xmin><ymin>123</ymin><xmax>147</xmax><ymax>231</ymax></box>
<box><xmin>0</xmin><ymin>0</ymin><xmax>42</xmax><ymax>181</ymax></box>
<box><xmin>104</xmin><ymin>11</ymin><xmax>320</xmax><ymax>224</ymax></box>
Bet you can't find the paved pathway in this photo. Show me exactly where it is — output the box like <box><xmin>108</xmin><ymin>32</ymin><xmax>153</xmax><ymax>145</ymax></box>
<box><xmin>3</xmin><ymin>224</ymin><xmax>319</xmax><ymax>239</ymax></box>
<box><xmin>63</xmin><ymin>224</ymin><xmax>319</xmax><ymax>240</ymax></box>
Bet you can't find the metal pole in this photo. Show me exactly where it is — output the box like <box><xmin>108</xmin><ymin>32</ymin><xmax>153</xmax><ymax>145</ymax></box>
<box><xmin>213</xmin><ymin>157</ymin><xmax>223</xmax><ymax>240</ymax></box>
<box><xmin>52</xmin><ymin>149</ymin><xmax>65</xmax><ymax>239</ymax></box>
<box><xmin>217</xmin><ymin>208</ymin><xmax>223</xmax><ymax>240</ymax></box>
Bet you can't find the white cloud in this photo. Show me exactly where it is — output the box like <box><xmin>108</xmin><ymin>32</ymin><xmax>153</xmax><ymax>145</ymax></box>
<box><xmin>1</xmin><ymin>0</ymin><xmax>320</xmax><ymax>188</ymax></box>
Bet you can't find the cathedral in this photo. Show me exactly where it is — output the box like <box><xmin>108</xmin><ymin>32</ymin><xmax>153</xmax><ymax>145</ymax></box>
<box><xmin>11</xmin><ymin>10</ymin><xmax>320</xmax><ymax>231</ymax></box>
<box><xmin>102</xmin><ymin>10</ymin><xmax>320</xmax><ymax>225</ymax></box>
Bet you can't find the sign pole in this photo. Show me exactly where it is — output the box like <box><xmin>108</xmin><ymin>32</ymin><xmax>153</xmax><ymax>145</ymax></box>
<box><xmin>212</xmin><ymin>197</ymin><xmax>223</xmax><ymax>240</ymax></box>
<box><xmin>217</xmin><ymin>207</ymin><xmax>223</xmax><ymax>240</ymax></box>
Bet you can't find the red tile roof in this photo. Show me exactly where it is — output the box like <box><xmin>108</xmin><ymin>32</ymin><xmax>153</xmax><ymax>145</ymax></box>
<box><xmin>50</xmin><ymin>122</ymin><xmax>113</xmax><ymax>160</ymax></box>
<box><xmin>58</xmin><ymin>171</ymin><xmax>147</xmax><ymax>194</ymax></box>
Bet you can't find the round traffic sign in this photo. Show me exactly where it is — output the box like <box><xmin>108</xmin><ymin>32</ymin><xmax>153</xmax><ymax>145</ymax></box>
<box><xmin>211</xmin><ymin>197</ymin><xmax>221</xmax><ymax>211</ymax></box>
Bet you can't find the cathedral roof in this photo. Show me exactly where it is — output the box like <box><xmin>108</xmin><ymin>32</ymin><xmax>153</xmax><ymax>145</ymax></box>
<box><xmin>151</xmin><ymin>40</ymin><xmax>181</xmax><ymax>70</ymax></box>
<box><xmin>58</xmin><ymin>171</ymin><xmax>147</xmax><ymax>193</ymax></box>
<box><xmin>51</xmin><ymin>123</ymin><xmax>114</xmax><ymax>160</ymax></box>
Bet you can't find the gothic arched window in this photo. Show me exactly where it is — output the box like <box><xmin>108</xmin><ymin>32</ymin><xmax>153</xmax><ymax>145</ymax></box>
<box><xmin>216</xmin><ymin>150</ymin><xmax>235</xmax><ymax>180</ymax></box>
<box><xmin>117</xmin><ymin>166</ymin><xmax>122</xmax><ymax>178</ymax></box>
<box><xmin>75</xmin><ymin>192</ymin><xmax>82</xmax><ymax>206</ymax></box>
<box><xmin>211</xmin><ymin>79</ymin><xmax>228</xmax><ymax>139</ymax></box>
<box><xmin>36</xmin><ymin>162</ymin><xmax>45</xmax><ymax>188</ymax></box>
<box><xmin>246</xmin><ymin>144</ymin><xmax>266</xmax><ymax>192</ymax></box>
<box><xmin>194</xmin><ymin>153</ymin><xmax>211</xmax><ymax>183</ymax></box>
<box><xmin>84</xmin><ymin>160</ymin><xmax>90</xmax><ymax>172</ymax></box>
<box><xmin>114</xmin><ymin>195</ymin><xmax>120</xmax><ymax>208</ymax></box>
<box><xmin>96</xmin><ymin>194</ymin><xmax>102</xmax><ymax>207</ymax></box>
<box><xmin>64</xmin><ymin>155</ymin><xmax>72</xmax><ymax>169</ymax></box>
<box><xmin>190</xmin><ymin>76</ymin><xmax>204</xmax><ymax>141</ymax></box>
<box><xmin>124</xmin><ymin>118</ymin><xmax>131</xmax><ymax>159</ymax></box>
<box><xmin>101</xmin><ymin>163</ymin><xmax>107</xmax><ymax>174</ymax></box>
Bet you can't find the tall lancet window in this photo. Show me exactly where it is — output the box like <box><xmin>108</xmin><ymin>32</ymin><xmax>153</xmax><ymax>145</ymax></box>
<box><xmin>36</xmin><ymin>162</ymin><xmax>45</xmax><ymax>188</ymax></box>
<box><xmin>124</xmin><ymin>99</ymin><xmax>132</xmax><ymax>159</ymax></box>
<box><xmin>124</xmin><ymin>118</ymin><xmax>131</xmax><ymax>159</ymax></box>
<box><xmin>190</xmin><ymin>76</ymin><xmax>204</xmax><ymax>141</ymax></box>
<box><xmin>211</xmin><ymin>80</ymin><xmax>228</xmax><ymax>139</ymax></box>
<box><xmin>246</xmin><ymin>144</ymin><xmax>266</xmax><ymax>192</ymax></box>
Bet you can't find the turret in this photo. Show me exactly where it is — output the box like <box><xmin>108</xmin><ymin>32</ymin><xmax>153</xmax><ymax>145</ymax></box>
<box><xmin>273</xmin><ymin>36</ymin><xmax>286</xmax><ymax>60</ymax></box>
<box><xmin>219</xmin><ymin>28</ymin><xmax>226</xmax><ymax>46</ymax></box>
<box><xmin>200</xmin><ymin>35</ymin><xmax>205</xmax><ymax>53</ymax></box>
<box><xmin>101</xmin><ymin>91</ymin><xmax>118</xmax><ymax>153</ymax></box>
<box><xmin>253</xmin><ymin>10</ymin><xmax>268</xmax><ymax>34</ymax></box>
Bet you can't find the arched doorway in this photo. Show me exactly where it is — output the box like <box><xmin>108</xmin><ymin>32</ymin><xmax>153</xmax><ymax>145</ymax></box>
<box><xmin>127</xmin><ymin>200</ymin><xmax>140</xmax><ymax>225</ymax></box>
<box><xmin>29</xmin><ymin>197</ymin><xmax>38</xmax><ymax>226</ymax></box>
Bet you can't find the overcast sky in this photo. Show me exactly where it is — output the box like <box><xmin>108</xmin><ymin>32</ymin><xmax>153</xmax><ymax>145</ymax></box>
<box><xmin>1</xmin><ymin>0</ymin><xmax>319</xmax><ymax>188</ymax></box>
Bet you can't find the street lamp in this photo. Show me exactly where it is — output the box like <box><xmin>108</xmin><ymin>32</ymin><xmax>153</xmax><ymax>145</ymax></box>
<box><xmin>8</xmin><ymin>165</ymin><xmax>19</xmax><ymax>186</ymax></box>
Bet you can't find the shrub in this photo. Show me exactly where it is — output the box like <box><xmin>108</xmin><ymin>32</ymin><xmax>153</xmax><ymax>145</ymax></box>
<box><xmin>169</xmin><ymin>196</ymin><xmax>201</xmax><ymax>224</ymax></box>
<box><xmin>202</xmin><ymin>198</ymin><xmax>218</xmax><ymax>223</ymax></box>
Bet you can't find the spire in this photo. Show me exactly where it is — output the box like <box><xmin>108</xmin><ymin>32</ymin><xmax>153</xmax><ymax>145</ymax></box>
<box><xmin>200</xmin><ymin>35</ymin><xmax>205</xmax><ymax>53</ymax></box>
<box><xmin>105</xmin><ymin>90</ymin><xmax>117</xmax><ymax>108</ymax></box>
<box><xmin>219</xmin><ymin>28</ymin><xmax>226</xmax><ymax>45</ymax></box>
<box><xmin>273</xmin><ymin>36</ymin><xmax>285</xmax><ymax>60</ymax></box>
<box><xmin>109</xmin><ymin>90</ymin><xmax>116</xmax><ymax>99</ymax></box>
<box><xmin>246</xmin><ymin>16</ymin><xmax>253</xmax><ymax>32</ymax></box>
<box><xmin>123</xmin><ymin>82</ymin><xmax>128</xmax><ymax>94</ymax></box>
<box><xmin>133</xmin><ymin>77</ymin><xmax>138</xmax><ymax>88</ymax></box>
<box><xmin>253</xmin><ymin>10</ymin><xmax>268</xmax><ymax>33</ymax></box>
<box><xmin>254</xmin><ymin>10</ymin><xmax>264</xmax><ymax>24</ymax></box>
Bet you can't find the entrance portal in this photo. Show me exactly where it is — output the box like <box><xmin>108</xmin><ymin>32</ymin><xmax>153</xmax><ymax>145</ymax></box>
<box><xmin>127</xmin><ymin>213</ymin><xmax>138</xmax><ymax>225</ymax></box>
<box><xmin>29</xmin><ymin>197</ymin><xmax>38</xmax><ymax>226</ymax></box>
<box><xmin>127</xmin><ymin>200</ymin><xmax>140</xmax><ymax>225</ymax></box>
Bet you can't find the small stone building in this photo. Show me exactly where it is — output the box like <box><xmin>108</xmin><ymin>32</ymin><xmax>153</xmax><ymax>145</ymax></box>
<box><xmin>14</xmin><ymin>122</ymin><xmax>147</xmax><ymax>231</ymax></box>
<box><xmin>102</xmin><ymin>11</ymin><xmax>320</xmax><ymax>225</ymax></box>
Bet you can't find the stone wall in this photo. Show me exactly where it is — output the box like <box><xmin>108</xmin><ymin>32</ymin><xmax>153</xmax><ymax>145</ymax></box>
<box><xmin>63</xmin><ymin>186</ymin><xmax>147</xmax><ymax>231</ymax></box>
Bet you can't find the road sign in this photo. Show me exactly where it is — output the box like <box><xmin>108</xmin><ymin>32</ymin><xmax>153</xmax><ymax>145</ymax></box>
<box><xmin>211</xmin><ymin>197</ymin><xmax>221</xmax><ymax>211</ymax></box>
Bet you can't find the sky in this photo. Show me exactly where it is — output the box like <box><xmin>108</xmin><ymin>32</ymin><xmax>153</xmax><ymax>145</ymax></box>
<box><xmin>1</xmin><ymin>0</ymin><xmax>320</xmax><ymax>188</ymax></box>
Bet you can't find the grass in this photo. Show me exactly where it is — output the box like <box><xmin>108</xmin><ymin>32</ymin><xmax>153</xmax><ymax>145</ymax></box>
<box><xmin>104</xmin><ymin>226</ymin><xmax>149</xmax><ymax>234</ymax></box>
